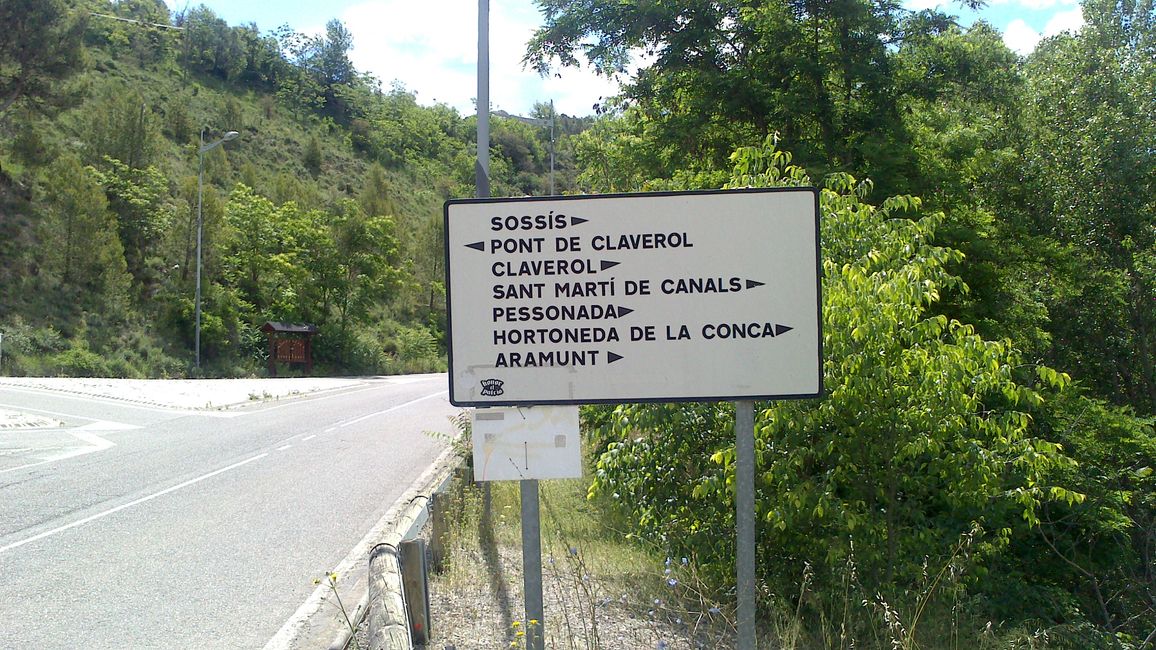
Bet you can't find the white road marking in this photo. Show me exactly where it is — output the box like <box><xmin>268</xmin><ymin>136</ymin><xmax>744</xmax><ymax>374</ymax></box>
<box><xmin>335</xmin><ymin>391</ymin><xmax>448</xmax><ymax>429</ymax></box>
<box><xmin>70</xmin><ymin>431</ymin><xmax>118</xmax><ymax>450</ymax></box>
<box><xmin>0</xmin><ymin>453</ymin><xmax>268</xmax><ymax>555</ymax></box>
<box><xmin>0</xmin><ymin>431</ymin><xmax>118</xmax><ymax>475</ymax></box>
<box><xmin>301</xmin><ymin>435</ymin><xmax>315</xmax><ymax>442</ymax></box>
<box><xmin>276</xmin><ymin>445</ymin><xmax>292</xmax><ymax>451</ymax></box>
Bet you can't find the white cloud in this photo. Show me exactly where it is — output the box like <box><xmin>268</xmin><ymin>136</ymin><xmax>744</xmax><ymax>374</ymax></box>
<box><xmin>1002</xmin><ymin>19</ymin><xmax>1042</xmax><ymax>54</ymax></box>
<box><xmin>1001</xmin><ymin>6</ymin><xmax>1084</xmax><ymax>55</ymax></box>
<box><xmin>901</xmin><ymin>0</ymin><xmax>948</xmax><ymax>11</ymax></box>
<box><xmin>1043</xmin><ymin>6</ymin><xmax>1084</xmax><ymax>36</ymax></box>
<box><xmin>342</xmin><ymin>0</ymin><xmax>621</xmax><ymax>116</ymax></box>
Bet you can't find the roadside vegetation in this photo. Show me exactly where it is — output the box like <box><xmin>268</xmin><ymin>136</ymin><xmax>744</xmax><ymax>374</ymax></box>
<box><xmin>2</xmin><ymin>0</ymin><xmax>1154</xmax><ymax>647</ymax></box>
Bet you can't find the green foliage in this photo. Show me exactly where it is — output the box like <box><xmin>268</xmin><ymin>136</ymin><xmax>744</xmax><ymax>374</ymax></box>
<box><xmin>89</xmin><ymin>156</ymin><xmax>174</xmax><ymax>286</ymax></box>
<box><xmin>50</xmin><ymin>343</ymin><xmax>110</xmax><ymax>377</ymax></box>
<box><xmin>81</xmin><ymin>85</ymin><xmax>162</xmax><ymax>169</ymax></box>
<box><xmin>527</xmin><ymin>0</ymin><xmax>918</xmax><ymax>196</ymax></box>
<box><xmin>35</xmin><ymin>154</ymin><xmax>131</xmax><ymax>316</ymax></box>
<box><xmin>1014</xmin><ymin>11</ymin><xmax>1156</xmax><ymax>413</ymax></box>
<box><xmin>0</xmin><ymin>0</ymin><xmax>87</xmax><ymax>119</ymax></box>
<box><xmin>1007</xmin><ymin>393</ymin><xmax>1156</xmax><ymax>642</ymax></box>
<box><xmin>302</xmin><ymin>134</ymin><xmax>322</xmax><ymax>176</ymax></box>
<box><xmin>386</xmin><ymin>324</ymin><xmax>446</xmax><ymax>374</ymax></box>
<box><xmin>587</xmin><ymin>140</ymin><xmax>1080</xmax><ymax>642</ymax></box>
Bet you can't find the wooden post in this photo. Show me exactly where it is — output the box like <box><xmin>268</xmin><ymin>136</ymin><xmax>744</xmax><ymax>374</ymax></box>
<box><xmin>399</xmin><ymin>539</ymin><xmax>431</xmax><ymax>644</ymax></box>
<box><xmin>429</xmin><ymin>492</ymin><xmax>449</xmax><ymax>574</ymax></box>
<box><xmin>267</xmin><ymin>335</ymin><xmax>276</xmax><ymax>376</ymax></box>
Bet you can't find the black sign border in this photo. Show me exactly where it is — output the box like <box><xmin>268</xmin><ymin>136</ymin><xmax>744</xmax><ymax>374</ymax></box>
<box><xmin>444</xmin><ymin>187</ymin><xmax>824</xmax><ymax>407</ymax></box>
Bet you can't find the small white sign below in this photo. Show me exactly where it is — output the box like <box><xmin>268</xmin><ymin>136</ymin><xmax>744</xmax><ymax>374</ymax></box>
<box><xmin>471</xmin><ymin>405</ymin><xmax>581</xmax><ymax>482</ymax></box>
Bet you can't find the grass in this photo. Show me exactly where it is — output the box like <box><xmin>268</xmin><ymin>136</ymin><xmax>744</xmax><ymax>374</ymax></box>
<box><xmin>429</xmin><ymin>472</ymin><xmax>752</xmax><ymax>649</ymax></box>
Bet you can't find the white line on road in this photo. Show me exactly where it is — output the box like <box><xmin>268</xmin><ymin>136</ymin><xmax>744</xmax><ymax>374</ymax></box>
<box><xmin>0</xmin><ymin>431</ymin><xmax>118</xmax><ymax>476</ymax></box>
<box><xmin>301</xmin><ymin>435</ymin><xmax>315</xmax><ymax>442</ymax></box>
<box><xmin>0</xmin><ymin>453</ymin><xmax>267</xmax><ymax>555</ymax></box>
<box><xmin>276</xmin><ymin>445</ymin><xmax>292</xmax><ymax>451</ymax></box>
<box><xmin>335</xmin><ymin>391</ymin><xmax>448</xmax><ymax>429</ymax></box>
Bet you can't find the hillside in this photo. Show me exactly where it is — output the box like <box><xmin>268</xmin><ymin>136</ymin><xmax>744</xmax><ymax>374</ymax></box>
<box><xmin>0</xmin><ymin>0</ymin><xmax>588</xmax><ymax>378</ymax></box>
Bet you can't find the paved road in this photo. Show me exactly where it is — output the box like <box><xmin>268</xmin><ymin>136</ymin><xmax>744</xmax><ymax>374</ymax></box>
<box><xmin>0</xmin><ymin>375</ymin><xmax>459</xmax><ymax>649</ymax></box>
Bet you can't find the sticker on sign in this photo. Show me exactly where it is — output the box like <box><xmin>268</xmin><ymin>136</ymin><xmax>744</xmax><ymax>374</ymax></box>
<box><xmin>445</xmin><ymin>188</ymin><xmax>822</xmax><ymax>406</ymax></box>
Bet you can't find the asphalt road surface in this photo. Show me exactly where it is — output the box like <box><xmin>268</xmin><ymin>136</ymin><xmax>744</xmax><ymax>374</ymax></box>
<box><xmin>0</xmin><ymin>375</ymin><xmax>458</xmax><ymax>649</ymax></box>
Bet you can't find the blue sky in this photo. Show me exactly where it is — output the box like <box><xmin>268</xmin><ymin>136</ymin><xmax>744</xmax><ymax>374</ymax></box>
<box><xmin>164</xmin><ymin>0</ymin><xmax>1085</xmax><ymax>117</ymax></box>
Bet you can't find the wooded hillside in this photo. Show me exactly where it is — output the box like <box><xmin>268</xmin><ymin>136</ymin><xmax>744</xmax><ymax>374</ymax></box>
<box><xmin>0</xmin><ymin>0</ymin><xmax>585</xmax><ymax>377</ymax></box>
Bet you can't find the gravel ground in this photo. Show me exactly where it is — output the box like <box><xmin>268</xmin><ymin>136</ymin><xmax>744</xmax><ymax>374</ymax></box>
<box><xmin>425</xmin><ymin>536</ymin><xmax>739</xmax><ymax>649</ymax></box>
<box><xmin>407</xmin><ymin>481</ymin><xmax>745</xmax><ymax>650</ymax></box>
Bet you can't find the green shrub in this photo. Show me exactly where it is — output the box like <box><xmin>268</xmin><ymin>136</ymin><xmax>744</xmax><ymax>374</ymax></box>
<box><xmin>50</xmin><ymin>345</ymin><xmax>110</xmax><ymax>377</ymax></box>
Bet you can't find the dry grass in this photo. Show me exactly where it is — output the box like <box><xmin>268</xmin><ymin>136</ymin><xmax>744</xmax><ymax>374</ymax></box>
<box><xmin>425</xmin><ymin>477</ymin><xmax>754</xmax><ymax>649</ymax></box>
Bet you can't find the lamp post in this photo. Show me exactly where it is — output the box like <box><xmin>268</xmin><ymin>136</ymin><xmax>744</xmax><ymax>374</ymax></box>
<box><xmin>195</xmin><ymin>128</ymin><xmax>239</xmax><ymax>370</ymax></box>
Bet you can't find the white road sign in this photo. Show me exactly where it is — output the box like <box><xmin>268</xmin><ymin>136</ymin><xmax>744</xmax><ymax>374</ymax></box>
<box><xmin>471</xmin><ymin>406</ymin><xmax>582</xmax><ymax>481</ymax></box>
<box><xmin>445</xmin><ymin>188</ymin><xmax>822</xmax><ymax>406</ymax></box>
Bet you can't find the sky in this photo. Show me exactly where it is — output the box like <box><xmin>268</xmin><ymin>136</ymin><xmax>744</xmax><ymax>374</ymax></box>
<box><xmin>163</xmin><ymin>0</ymin><xmax>1087</xmax><ymax>118</ymax></box>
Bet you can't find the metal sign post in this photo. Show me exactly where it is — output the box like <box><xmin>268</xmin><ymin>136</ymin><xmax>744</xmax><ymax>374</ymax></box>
<box><xmin>521</xmin><ymin>479</ymin><xmax>545</xmax><ymax>650</ymax></box>
<box><xmin>735</xmin><ymin>400</ymin><xmax>756</xmax><ymax>648</ymax></box>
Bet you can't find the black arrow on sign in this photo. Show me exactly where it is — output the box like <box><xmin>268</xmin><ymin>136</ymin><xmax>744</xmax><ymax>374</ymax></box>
<box><xmin>465</xmin><ymin>241</ymin><xmax>485</xmax><ymax>252</ymax></box>
<box><xmin>615</xmin><ymin>306</ymin><xmax>634</xmax><ymax>318</ymax></box>
<box><xmin>745</xmin><ymin>279</ymin><xmax>766</xmax><ymax>290</ymax></box>
<box><xmin>775</xmin><ymin>324</ymin><xmax>793</xmax><ymax>336</ymax></box>
<box><xmin>607</xmin><ymin>352</ymin><xmax>624</xmax><ymax>364</ymax></box>
<box><xmin>600</xmin><ymin>260</ymin><xmax>620</xmax><ymax>271</ymax></box>
<box><xmin>571</xmin><ymin>216</ymin><xmax>589</xmax><ymax>226</ymax></box>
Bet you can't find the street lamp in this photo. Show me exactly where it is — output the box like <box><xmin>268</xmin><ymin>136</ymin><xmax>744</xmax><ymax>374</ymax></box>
<box><xmin>195</xmin><ymin>128</ymin><xmax>239</xmax><ymax>370</ymax></box>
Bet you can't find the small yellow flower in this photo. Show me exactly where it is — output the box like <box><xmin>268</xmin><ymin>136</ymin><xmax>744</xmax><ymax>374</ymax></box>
<box><xmin>512</xmin><ymin>621</ymin><xmax>522</xmax><ymax>628</ymax></box>
<box><xmin>529</xmin><ymin>619</ymin><xmax>539</xmax><ymax>626</ymax></box>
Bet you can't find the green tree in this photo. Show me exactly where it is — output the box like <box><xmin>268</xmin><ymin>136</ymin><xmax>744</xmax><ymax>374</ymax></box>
<box><xmin>89</xmin><ymin>157</ymin><xmax>174</xmax><ymax>287</ymax></box>
<box><xmin>526</xmin><ymin>0</ymin><xmax>918</xmax><ymax>195</ymax></box>
<box><xmin>0</xmin><ymin>0</ymin><xmax>87</xmax><ymax>119</ymax></box>
<box><xmin>314</xmin><ymin>200</ymin><xmax>403</xmax><ymax>332</ymax></box>
<box><xmin>219</xmin><ymin>184</ymin><xmax>292</xmax><ymax>315</ymax></box>
<box><xmin>35</xmin><ymin>154</ymin><xmax>130</xmax><ymax>314</ymax></box>
<box><xmin>588</xmin><ymin>139</ymin><xmax>1076</xmax><ymax>640</ymax></box>
<box><xmin>82</xmin><ymin>86</ymin><xmax>162</xmax><ymax>169</ymax></box>
<box><xmin>179</xmin><ymin>5</ymin><xmax>245</xmax><ymax>81</ymax></box>
<box><xmin>1014</xmin><ymin>0</ymin><xmax>1156</xmax><ymax>412</ymax></box>
<box><xmin>303</xmin><ymin>134</ymin><xmax>322</xmax><ymax>177</ymax></box>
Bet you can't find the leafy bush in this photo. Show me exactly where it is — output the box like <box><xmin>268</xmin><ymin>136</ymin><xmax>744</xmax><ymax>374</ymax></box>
<box><xmin>587</xmin><ymin>139</ymin><xmax>1080</xmax><ymax>644</ymax></box>
<box><xmin>385</xmin><ymin>325</ymin><xmax>445</xmax><ymax>374</ymax></box>
<box><xmin>50</xmin><ymin>344</ymin><xmax>110</xmax><ymax>377</ymax></box>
